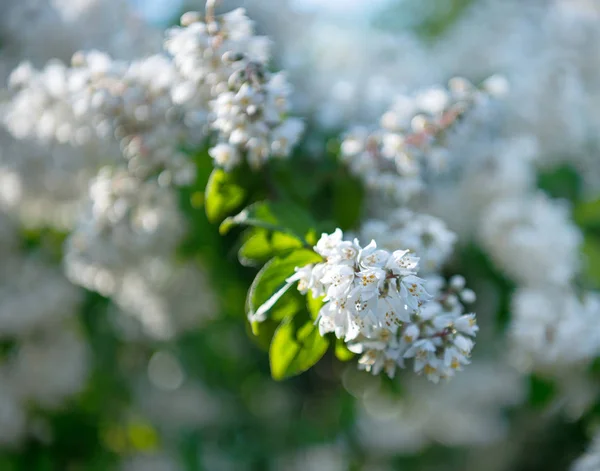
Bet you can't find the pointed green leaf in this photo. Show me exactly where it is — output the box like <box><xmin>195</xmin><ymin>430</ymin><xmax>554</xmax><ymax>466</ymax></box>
<box><xmin>220</xmin><ymin>200</ymin><xmax>316</xmax><ymax>242</ymax></box>
<box><xmin>238</xmin><ymin>229</ymin><xmax>303</xmax><ymax>266</ymax></box>
<box><xmin>270</xmin><ymin>314</ymin><xmax>329</xmax><ymax>380</ymax></box>
<box><xmin>247</xmin><ymin>249</ymin><xmax>323</xmax><ymax>323</ymax></box>
<box><xmin>205</xmin><ymin>168</ymin><xmax>247</xmax><ymax>223</ymax></box>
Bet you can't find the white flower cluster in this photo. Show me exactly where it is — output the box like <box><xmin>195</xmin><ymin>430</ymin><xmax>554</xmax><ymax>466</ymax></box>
<box><xmin>0</xmin><ymin>0</ymin><xmax>162</xmax><ymax>229</ymax></box>
<box><xmin>0</xmin><ymin>5</ymin><xmax>230</xmax><ymax>340</ymax></box>
<box><xmin>71</xmin><ymin>52</ymin><xmax>197</xmax><ymax>184</ymax></box>
<box><xmin>64</xmin><ymin>168</ymin><xmax>185</xmax><ymax>293</ymax></box>
<box><xmin>359</xmin><ymin>209</ymin><xmax>457</xmax><ymax>275</ymax></box>
<box><xmin>511</xmin><ymin>288</ymin><xmax>600</xmax><ymax>370</ymax></box>
<box><xmin>166</xmin><ymin>8</ymin><xmax>304</xmax><ymax>170</ymax></box>
<box><xmin>0</xmin><ymin>60</ymin><xmax>121</xmax><ymax>229</ymax></box>
<box><xmin>291</xmin><ymin>229</ymin><xmax>477</xmax><ymax>383</ymax></box>
<box><xmin>0</xmin><ymin>130</ymin><xmax>101</xmax><ymax>229</ymax></box>
<box><xmin>64</xmin><ymin>169</ymin><xmax>216</xmax><ymax>341</ymax></box>
<box><xmin>0</xmin><ymin>56</ymin><xmax>186</xmax><ymax>230</ymax></box>
<box><xmin>340</xmin><ymin>76</ymin><xmax>506</xmax><ymax>202</ymax></box>
<box><xmin>480</xmin><ymin>192</ymin><xmax>582</xmax><ymax>288</ymax></box>
<box><xmin>4</xmin><ymin>52</ymin><xmax>196</xmax><ymax>186</ymax></box>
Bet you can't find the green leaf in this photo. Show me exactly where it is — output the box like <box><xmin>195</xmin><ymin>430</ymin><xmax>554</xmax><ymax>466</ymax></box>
<box><xmin>537</xmin><ymin>164</ymin><xmax>582</xmax><ymax>203</ymax></box>
<box><xmin>582</xmin><ymin>236</ymin><xmax>600</xmax><ymax>289</ymax></box>
<box><xmin>220</xmin><ymin>200</ymin><xmax>316</xmax><ymax>242</ymax></box>
<box><xmin>334</xmin><ymin>339</ymin><xmax>355</xmax><ymax>362</ymax></box>
<box><xmin>238</xmin><ymin>229</ymin><xmax>303</xmax><ymax>266</ymax></box>
<box><xmin>247</xmin><ymin>249</ymin><xmax>323</xmax><ymax>323</ymax></box>
<box><xmin>574</xmin><ymin>198</ymin><xmax>600</xmax><ymax>229</ymax></box>
<box><xmin>306</xmin><ymin>294</ymin><xmax>325</xmax><ymax>321</ymax></box>
<box><xmin>528</xmin><ymin>374</ymin><xmax>556</xmax><ymax>409</ymax></box>
<box><xmin>205</xmin><ymin>168</ymin><xmax>247</xmax><ymax>223</ymax></box>
<box><xmin>270</xmin><ymin>314</ymin><xmax>329</xmax><ymax>380</ymax></box>
<box><xmin>333</xmin><ymin>171</ymin><xmax>364</xmax><ymax>230</ymax></box>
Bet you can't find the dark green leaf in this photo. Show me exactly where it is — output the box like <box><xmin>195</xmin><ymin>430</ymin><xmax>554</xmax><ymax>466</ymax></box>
<box><xmin>537</xmin><ymin>164</ymin><xmax>582</xmax><ymax>203</ymax></box>
<box><xmin>333</xmin><ymin>171</ymin><xmax>364</xmax><ymax>230</ymax></box>
<box><xmin>528</xmin><ymin>374</ymin><xmax>556</xmax><ymax>409</ymax></box>
<box><xmin>205</xmin><ymin>168</ymin><xmax>247</xmax><ymax>223</ymax></box>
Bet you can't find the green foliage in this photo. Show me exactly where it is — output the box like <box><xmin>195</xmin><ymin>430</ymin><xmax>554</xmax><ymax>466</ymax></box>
<box><xmin>204</xmin><ymin>168</ymin><xmax>247</xmax><ymax>223</ymax></box>
<box><xmin>574</xmin><ymin>197</ymin><xmax>600</xmax><ymax>231</ymax></box>
<box><xmin>220</xmin><ymin>199</ymin><xmax>318</xmax><ymax>243</ymax></box>
<box><xmin>335</xmin><ymin>339</ymin><xmax>355</xmax><ymax>362</ymax></box>
<box><xmin>582</xmin><ymin>235</ymin><xmax>600</xmax><ymax>290</ymax></box>
<box><xmin>199</xmin><ymin>141</ymin><xmax>369</xmax><ymax>384</ymax></box>
<box><xmin>528</xmin><ymin>374</ymin><xmax>557</xmax><ymax>409</ymax></box>
<box><xmin>333</xmin><ymin>170</ymin><xmax>364</xmax><ymax>231</ymax></box>
<box><xmin>306</xmin><ymin>294</ymin><xmax>325</xmax><ymax>321</ymax></box>
<box><xmin>537</xmin><ymin>164</ymin><xmax>582</xmax><ymax>203</ymax></box>
<box><xmin>247</xmin><ymin>249</ymin><xmax>322</xmax><ymax>327</ymax></box>
<box><xmin>269</xmin><ymin>312</ymin><xmax>330</xmax><ymax>380</ymax></box>
<box><xmin>238</xmin><ymin>229</ymin><xmax>303</xmax><ymax>266</ymax></box>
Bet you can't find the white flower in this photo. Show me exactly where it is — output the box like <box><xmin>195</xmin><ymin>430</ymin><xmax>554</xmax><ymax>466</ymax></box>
<box><xmin>480</xmin><ymin>192</ymin><xmax>582</xmax><ymax>287</ymax></box>
<box><xmin>385</xmin><ymin>250</ymin><xmax>420</xmax><ymax>276</ymax></box>
<box><xmin>351</xmin><ymin>268</ymin><xmax>386</xmax><ymax>301</ymax></box>
<box><xmin>271</xmin><ymin>119</ymin><xmax>305</xmax><ymax>157</ymax></box>
<box><xmin>404</xmin><ymin>339</ymin><xmax>436</xmax><ymax>371</ymax></box>
<box><xmin>315</xmin><ymin>229</ymin><xmax>344</xmax><ymax>258</ymax></box>
<box><xmin>361</xmin><ymin>210</ymin><xmax>457</xmax><ymax>274</ymax></box>
<box><xmin>164</xmin><ymin>7</ymin><xmax>302</xmax><ymax>170</ymax></box>
<box><xmin>358</xmin><ymin>349</ymin><xmax>400</xmax><ymax>378</ymax></box>
<box><xmin>209</xmin><ymin>143</ymin><xmax>241</xmax><ymax>171</ymax></box>
<box><xmin>339</xmin><ymin>77</ymin><xmax>496</xmax><ymax>202</ymax></box>
<box><xmin>326</xmin><ymin>239</ymin><xmax>360</xmax><ymax>265</ymax></box>
<box><xmin>454</xmin><ymin>314</ymin><xmax>479</xmax><ymax>336</ymax></box>
<box><xmin>402</xmin><ymin>323</ymin><xmax>420</xmax><ymax>343</ymax></box>
<box><xmin>286</xmin><ymin>265</ymin><xmax>313</xmax><ymax>295</ymax></box>
<box><xmin>399</xmin><ymin>274</ymin><xmax>430</xmax><ymax>310</ymax></box>
<box><xmin>358</xmin><ymin>240</ymin><xmax>390</xmax><ymax>269</ymax></box>
<box><xmin>317</xmin><ymin>300</ymin><xmax>358</xmax><ymax>340</ymax></box>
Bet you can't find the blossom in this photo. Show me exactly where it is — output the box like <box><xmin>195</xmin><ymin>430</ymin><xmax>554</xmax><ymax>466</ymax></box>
<box><xmin>286</xmin><ymin>229</ymin><xmax>478</xmax><ymax>382</ymax></box>
<box><xmin>165</xmin><ymin>8</ymin><xmax>303</xmax><ymax>170</ymax></box>
<box><xmin>360</xmin><ymin>209</ymin><xmax>457</xmax><ymax>274</ymax></box>
<box><xmin>208</xmin><ymin>143</ymin><xmax>241</xmax><ymax>171</ymax></box>
<box><xmin>339</xmin><ymin>77</ymin><xmax>499</xmax><ymax>203</ymax></box>
<box><xmin>480</xmin><ymin>192</ymin><xmax>582</xmax><ymax>288</ymax></box>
